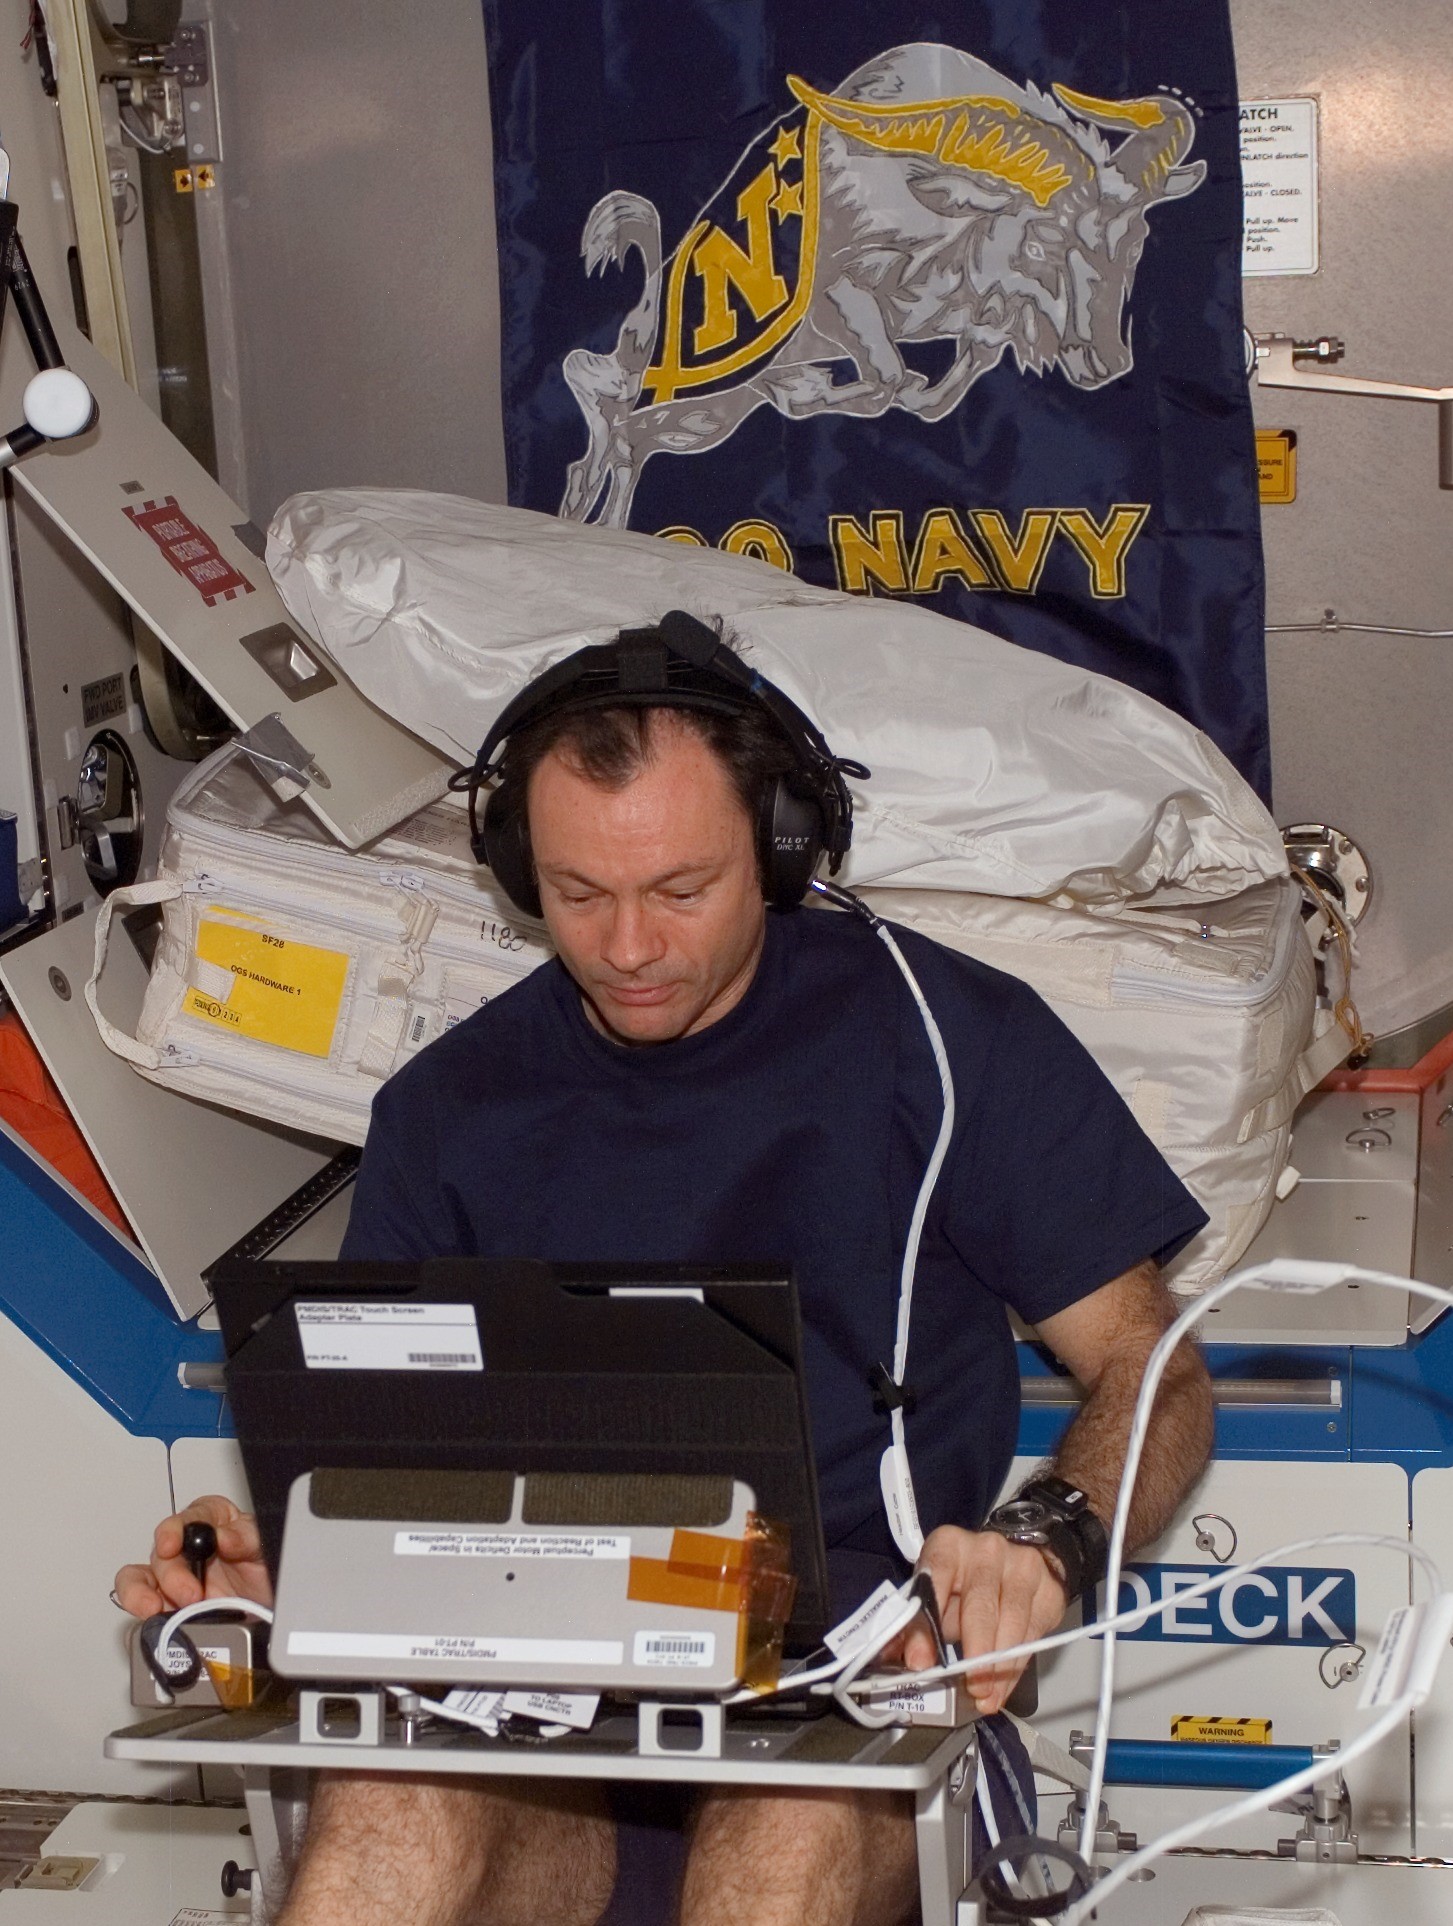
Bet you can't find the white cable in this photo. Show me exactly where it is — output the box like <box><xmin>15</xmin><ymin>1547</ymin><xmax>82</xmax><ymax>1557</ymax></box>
<box><xmin>844</xmin><ymin>1530</ymin><xmax>1438</xmax><ymax>1698</ymax></box>
<box><xmin>872</xmin><ymin>922</ymin><xmax>955</xmax><ymax>1563</ymax></box>
<box><xmin>809</xmin><ymin>881</ymin><xmax>956</xmax><ymax>1566</ymax></box>
<box><xmin>830</xmin><ymin>1583</ymin><xmax>942</xmax><ymax>1727</ymax></box>
<box><xmin>1078</xmin><ymin>1260</ymin><xmax>1453</xmax><ymax>1862</ymax></box>
<box><xmin>155</xmin><ymin>1596</ymin><xmax>274</xmax><ymax>1677</ymax></box>
<box><xmin>975</xmin><ymin>1751</ymin><xmax>1031</xmax><ymax>1899</ymax></box>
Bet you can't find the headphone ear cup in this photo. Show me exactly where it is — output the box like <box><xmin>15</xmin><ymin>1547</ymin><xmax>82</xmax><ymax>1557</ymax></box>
<box><xmin>480</xmin><ymin>781</ymin><xmax>543</xmax><ymax>920</ymax></box>
<box><xmin>758</xmin><ymin>777</ymin><xmax>825</xmax><ymax>909</ymax></box>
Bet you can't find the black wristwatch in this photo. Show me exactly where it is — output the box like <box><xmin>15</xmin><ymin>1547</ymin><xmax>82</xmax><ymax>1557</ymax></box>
<box><xmin>984</xmin><ymin>1475</ymin><xmax>1109</xmax><ymax>1599</ymax></box>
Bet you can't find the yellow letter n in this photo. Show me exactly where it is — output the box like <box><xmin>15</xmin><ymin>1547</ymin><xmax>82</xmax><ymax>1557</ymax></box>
<box><xmin>692</xmin><ymin>165</ymin><xmax>790</xmax><ymax>356</ymax></box>
<box><xmin>829</xmin><ymin>512</ymin><xmax>909</xmax><ymax>594</ymax></box>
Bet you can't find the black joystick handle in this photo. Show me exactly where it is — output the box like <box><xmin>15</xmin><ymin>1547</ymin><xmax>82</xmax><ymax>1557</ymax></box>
<box><xmin>182</xmin><ymin>1521</ymin><xmax>218</xmax><ymax>1588</ymax></box>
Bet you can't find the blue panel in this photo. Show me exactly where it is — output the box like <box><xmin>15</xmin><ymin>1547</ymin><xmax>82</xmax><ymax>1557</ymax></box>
<box><xmin>0</xmin><ymin>813</ymin><xmax>23</xmax><ymax>931</ymax></box>
<box><xmin>0</xmin><ymin>1125</ymin><xmax>232</xmax><ymax>1441</ymax></box>
<box><xmin>1016</xmin><ymin>1341</ymin><xmax>1351</xmax><ymax>1462</ymax></box>
<box><xmin>1351</xmin><ymin>1308</ymin><xmax>1453</xmax><ymax>1475</ymax></box>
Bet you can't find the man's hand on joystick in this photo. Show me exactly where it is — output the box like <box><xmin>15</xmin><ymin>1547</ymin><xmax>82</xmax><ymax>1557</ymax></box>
<box><xmin>113</xmin><ymin>1495</ymin><xmax>273</xmax><ymax>1617</ymax></box>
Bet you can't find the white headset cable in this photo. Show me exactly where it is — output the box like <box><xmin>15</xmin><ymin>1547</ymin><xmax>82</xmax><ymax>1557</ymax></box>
<box><xmin>810</xmin><ymin>878</ymin><xmax>954</xmax><ymax>1562</ymax></box>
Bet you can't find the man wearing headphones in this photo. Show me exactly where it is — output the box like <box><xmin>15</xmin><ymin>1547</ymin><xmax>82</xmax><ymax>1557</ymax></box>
<box><xmin>118</xmin><ymin>613</ymin><xmax>1213</xmax><ymax>1926</ymax></box>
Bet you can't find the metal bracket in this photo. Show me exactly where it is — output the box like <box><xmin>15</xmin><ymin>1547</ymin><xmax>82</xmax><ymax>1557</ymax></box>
<box><xmin>638</xmin><ymin>1700</ymin><xmax>724</xmax><ymax>1759</ymax></box>
<box><xmin>166</xmin><ymin>18</ymin><xmax>222</xmax><ymax>165</ymax></box>
<box><xmin>235</xmin><ymin>713</ymin><xmax>330</xmax><ymax>800</ymax></box>
<box><xmin>1283</xmin><ymin>823</ymin><xmax>1373</xmax><ymax>926</ymax></box>
<box><xmin>1275</xmin><ymin>1763</ymin><xmax>1358</xmax><ymax>1863</ymax></box>
<box><xmin>1059</xmin><ymin>1797</ymin><xmax>1137</xmax><ymax>1858</ymax></box>
<box><xmin>1253</xmin><ymin>333</ymin><xmax>1453</xmax><ymax>490</ymax></box>
<box><xmin>298</xmin><ymin>1687</ymin><xmax>385</xmax><ymax>1747</ymax></box>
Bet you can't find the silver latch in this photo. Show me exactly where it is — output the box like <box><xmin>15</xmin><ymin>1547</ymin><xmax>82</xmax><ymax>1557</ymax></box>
<box><xmin>1274</xmin><ymin>1754</ymin><xmax>1358</xmax><ymax>1863</ymax></box>
<box><xmin>235</xmin><ymin>714</ymin><xmax>331</xmax><ymax>799</ymax></box>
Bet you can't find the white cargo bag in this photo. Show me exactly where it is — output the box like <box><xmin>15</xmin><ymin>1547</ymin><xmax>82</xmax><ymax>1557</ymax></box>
<box><xmin>85</xmin><ymin>742</ymin><xmax>1335</xmax><ymax>1284</ymax></box>
<box><xmin>1178</xmin><ymin>1912</ymin><xmax>1344</xmax><ymax>1926</ymax></box>
<box><xmin>267</xmin><ymin>491</ymin><xmax>1286</xmax><ymax>910</ymax></box>
<box><xmin>84</xmin><ymin>744</ymin><xmax>552</xmax><ymax>1145</ymax></box>
<box><xmin>860</xmin><ymin>879</ymin><xmax>1343</xmax><ymax>1294</ymax></box>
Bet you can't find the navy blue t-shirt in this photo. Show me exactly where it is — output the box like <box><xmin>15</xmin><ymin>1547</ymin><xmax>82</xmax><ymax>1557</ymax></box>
<box><xmin>341</xmin><ymin>904</ymin><xmax>1205</xmax><ymax>1556</ymax></box>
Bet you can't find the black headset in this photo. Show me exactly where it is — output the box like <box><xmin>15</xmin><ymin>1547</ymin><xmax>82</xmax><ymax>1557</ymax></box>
<box><xmin>452</xmin><ymin>609</ymin><xmax>869</xmax><ymax>920</ymax></box>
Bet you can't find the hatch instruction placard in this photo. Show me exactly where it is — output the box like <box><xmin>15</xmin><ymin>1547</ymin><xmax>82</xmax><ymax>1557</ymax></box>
<box><xmin>1241</xmin><ymin>99</ymin><xmax>1319</xmax><ymax>276</ymax></box>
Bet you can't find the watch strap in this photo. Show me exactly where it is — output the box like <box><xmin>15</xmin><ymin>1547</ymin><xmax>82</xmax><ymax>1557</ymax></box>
<box><xmin>984</xmin><ymin>1477</ymin><xmax>1109</xmax><ymax>1598</ymax></box>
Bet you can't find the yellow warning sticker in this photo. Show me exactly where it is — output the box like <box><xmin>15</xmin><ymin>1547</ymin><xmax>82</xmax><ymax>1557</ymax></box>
<box><xmin>182</xmin><ymin>918</ymin><xmax>348</xmax><ymax>1057</ymax></box>
<box><xmin>1256</xmin><ymin>430</ymin><xmax>1297</xmax><ymax>504</ymax></box>
<box><xmin>1172</xmin><ymin>1715</ymin><xmax>1271</xmax><ymax>1745</ymax></box>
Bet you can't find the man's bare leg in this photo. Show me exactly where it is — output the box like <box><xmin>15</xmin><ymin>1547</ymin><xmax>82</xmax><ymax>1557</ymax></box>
<box><xmin>276</xmin><ymin>1773</ymin><xmax>616</xmax><ymax>1926</ymax></box>
<box><xmin>681</xmin><ymin>1787</ymin><xmax>919</xmax><ymax>1926</ymax></box>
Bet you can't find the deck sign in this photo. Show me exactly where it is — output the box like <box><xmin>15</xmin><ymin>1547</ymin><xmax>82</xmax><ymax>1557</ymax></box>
<box><xmin>1098</xmin><ymin>1563</ymin><xmax>1356</xmax><ymax>1645</ymax></box>
<box><xmin>1241</xmin><ymin>99</ymin><xmax>1319</xmax><ymax>276</ymax></box>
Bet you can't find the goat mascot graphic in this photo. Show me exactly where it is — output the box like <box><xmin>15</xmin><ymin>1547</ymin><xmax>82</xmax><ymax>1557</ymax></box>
<box><xmin>559</xmin><ymin>42</ymin><xmax>1205</xmax><ymax>529</ymax></box>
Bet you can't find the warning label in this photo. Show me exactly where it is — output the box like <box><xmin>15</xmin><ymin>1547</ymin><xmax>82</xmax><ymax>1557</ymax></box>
<box><xmin>124</xmin><ymin>495</ymin><xmax>255</xmax><ymax>607</ymax></box>
<box><xmin>1256</xmin><ymin>430</ymin><xmax>1297</xmax><ymax>505</ymax></box>
<box><xmin>1172</xmin><ymin>1715</ymin><xmax>1272</xmax><ymax>1745</ymax></box>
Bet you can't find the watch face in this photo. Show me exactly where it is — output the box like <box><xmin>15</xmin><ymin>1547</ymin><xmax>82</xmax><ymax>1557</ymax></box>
<box><xmin>1004</xmin><ymin>1499</ymin><xmax>1054</xmax><ymax>1530</ymax></box>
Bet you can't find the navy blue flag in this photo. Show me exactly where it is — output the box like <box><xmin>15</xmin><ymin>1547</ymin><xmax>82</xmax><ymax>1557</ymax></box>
<box><xmin>483</xmin><ymin>2</ymin><xmax>1269</xmax><ymax>796</ymax></box>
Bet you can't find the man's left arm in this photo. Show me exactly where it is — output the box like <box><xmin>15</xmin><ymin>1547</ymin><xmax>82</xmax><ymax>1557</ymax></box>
<box><xmin>908</xmin><ymin>1258</ymin><xmax>1213</xmax><ymax>1710</ymax></box>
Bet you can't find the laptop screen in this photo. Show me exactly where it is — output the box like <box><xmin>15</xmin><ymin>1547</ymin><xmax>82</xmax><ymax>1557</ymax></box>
<box><xmin>211</xmin><ymin>1256</ymin><xmax>830</xmax><ymax>1653</ymax></box>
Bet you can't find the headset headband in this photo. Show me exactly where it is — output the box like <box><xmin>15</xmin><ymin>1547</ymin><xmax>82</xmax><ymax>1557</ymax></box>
<box><xmin>455</xmin><ymin>610</ymin><xmax>867</xmax><ymax>865</ymax></box>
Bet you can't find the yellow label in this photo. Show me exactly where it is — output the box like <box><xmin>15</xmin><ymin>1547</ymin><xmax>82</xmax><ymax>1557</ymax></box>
<box><xmin>1172</xmin><ymin>1715</ymin><xmax>1271</xmax><ymax>1745</ymax></box>
<box><xmin>183</xmin><ymin>918</ymin><xmax>348</xmax><ymax>1057</ymax></box>
<box><xmin>1256</xmin><ymin>430</ymin><xmax>1297</xmax><ymax>504</ymax></box>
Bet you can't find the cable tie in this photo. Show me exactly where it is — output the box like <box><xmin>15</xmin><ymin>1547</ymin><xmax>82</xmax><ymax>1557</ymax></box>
<box><xmin>869</xmin><ymin>1363</ymin><xmax>916</xmax><ymax>1415</ymax></box>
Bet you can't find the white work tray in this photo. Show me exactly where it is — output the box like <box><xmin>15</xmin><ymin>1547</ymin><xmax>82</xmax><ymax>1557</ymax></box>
<box><xmin>107</xmin><ymin>1703</ymin><xmax>975</xmax><ymax>1790</ymax></box>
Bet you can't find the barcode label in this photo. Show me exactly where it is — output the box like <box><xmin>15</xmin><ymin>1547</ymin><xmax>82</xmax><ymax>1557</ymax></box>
<box><xmin>634</xmin><ymin>1629</ymin><xmax>715</xmax><ymax>1668</ymax></box>
<box><xmin>295</xmin><ymin>1301</ymin><xmax>483</xmax><ymax>1372</ymax></box>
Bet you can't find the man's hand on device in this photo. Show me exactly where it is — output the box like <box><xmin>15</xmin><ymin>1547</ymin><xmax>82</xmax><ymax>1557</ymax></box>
<box><xmin>113</xmin><ymin>1496</ymin><xmax>273</xmax><ymax>1616</ymax></box>
<box><xmin>895</xmin><ymin>1260</ymin><xmax>1212</xmax><ymax>1715</ymax></box>
<box><xmin>905</xmin><ymin>1526</ymin><xmax>1067</xmax><ymax>1713</ymax></box>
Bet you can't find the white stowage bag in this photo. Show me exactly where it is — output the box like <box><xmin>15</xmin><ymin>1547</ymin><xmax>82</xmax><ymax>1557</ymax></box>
<box><xmin>84</xmin><ymin>745</ymin><xmax>553</xmax><ymax>1146</ymax></box>
<box><xmin>266</xmin><ymin>491</ymin><xmax>1286</xmax><ymax>910</ymax></box>
<box><xmin>84</xmin><ymin>494</ymin><xmax>1340</xmax><ymax>1285</ymax></box>
<box><xmin>1178</xmin><ymin>1910</ymin><xmax>1345</xmax><ymax>1925</ymax></box>
<box><xmin>859</xmin><ymin>884</ymin><xmax>1342</xmax><ymax>1295</ymax></box>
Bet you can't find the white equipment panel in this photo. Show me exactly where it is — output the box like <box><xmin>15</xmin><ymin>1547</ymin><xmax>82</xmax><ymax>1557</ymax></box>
<box><xmin>1209</xmin><ymin>1091</ymin><xmax>1419</xmax><ymax>1345</ymax></box>
<box><xmin>1409</xmin><ymin>1465</ymin><xmax>1453</xmax><ymax>1857</ymax></box>
<box><xmin>1106</xmin><ymin>1853</ymin><xmax>1453</xmax><ymax>1923</ymax></box>
<box><xmin>0</xmin><ymin>316</ymin><xmax>453</xmax><ymax>849</ymax></box>
<box><xmin>0</xmin><ymin>1803</ymin><xmax>252</xmax><ymax>1920</ymax></box>
<box><xmin>1022</xmin><ymin>1457</ymin><xmax>1414</xmax><ymax>1854</ymax></box>
<box><xmin>0</xmin><ymin>1311</ymin><xmax>175</xmax><ymax>1799</ymax></box>
<box><xmin>0</xmin><ymin>909</ymin><xmax>338</xmax><ymax>1317</ymax></box>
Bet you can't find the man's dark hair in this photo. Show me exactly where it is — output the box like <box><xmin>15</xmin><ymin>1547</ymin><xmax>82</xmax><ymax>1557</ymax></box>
<box><xmin>499</xmin><ymin>703</ymin><xmax>799</xmax><ymax>880</ymax></box>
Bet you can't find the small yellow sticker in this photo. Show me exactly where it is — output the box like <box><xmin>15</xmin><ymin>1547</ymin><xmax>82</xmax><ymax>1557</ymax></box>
<box><xmin>1172</xmin><ymin>1715</ymin><xmax>1271</xmax><ymax>1745</ymax></box>
<box><xmin>1256</xmin><ymin>430</ymin><xmax>1297</xmax><ymax>504</ymax></box>
<box><xmin>183</xmin><ymin>918</ymin><xmax>348</xmax><ymax>1057</ymax></box>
